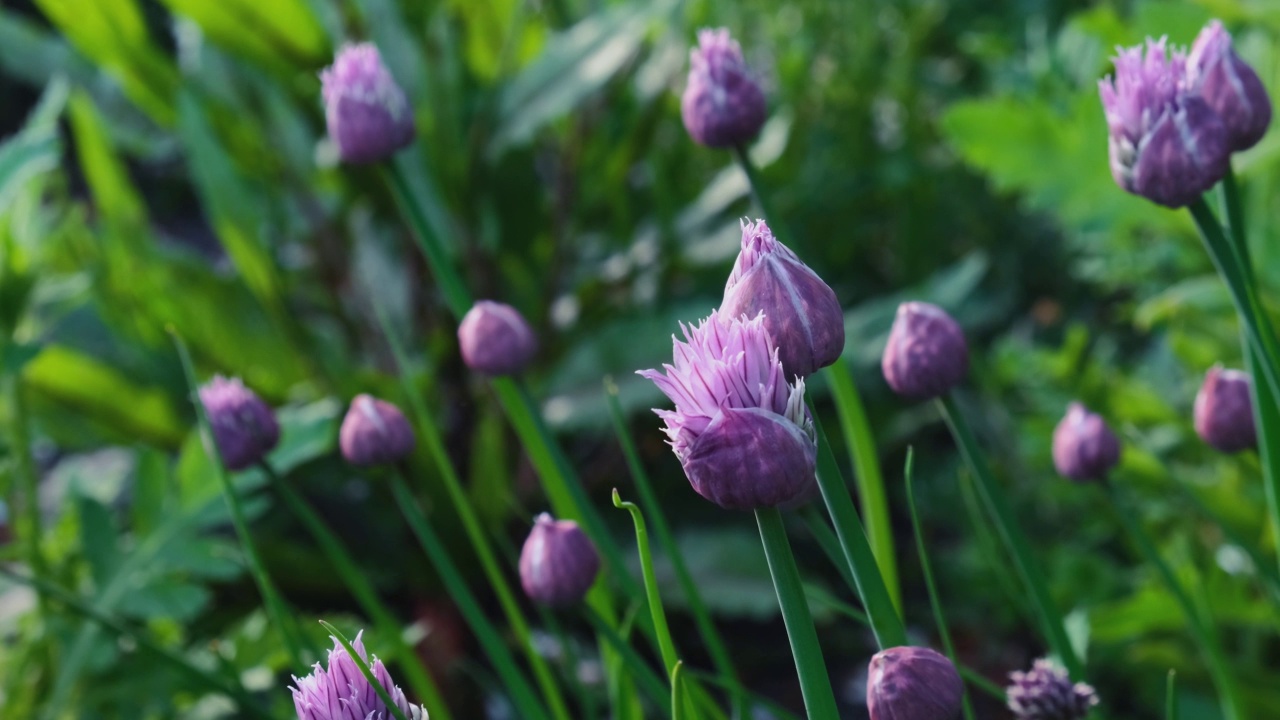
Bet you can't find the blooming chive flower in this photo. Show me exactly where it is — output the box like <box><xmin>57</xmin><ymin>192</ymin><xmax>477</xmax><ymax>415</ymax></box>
<box><xmin>1007</xmin><ymin>658</ymin><xmax>1099</xmax><ymax>720</ymax></box>
<box><xmin>292</xmin><ymin>632</ymin><xmax>428</xmax><ymax>720</ymax></box>
<box><xmin>1195</xmin><ymin>366</ymin><xmax>1256</xmax><ymax>453</ymax></box>
<box><xmin>1052</xmin><ymin>403</ymin><xmax>1121</xmax><ymax>482</ymax></box>
<box><xmin>321</xmin><ymin>43</ymin><xmax>415</xmax><ymax>164</ymax></box>
<box><xmin>638</xmin><ymin>310</ymin><xmax>817</xmax><ymax>510</ymax></box>
<box><xmin>519</xmin><ymin>513</ymin><xmax>601</xmax><ymax>606</ymax></box>
<box><xmin>720</xmin><ymin>219</ymin><xmax>844</xmax><ymax>378</ymax></box>
<box><xmin>457</xmin><ymin>300</ymin><xmax>538</xmax><ymax>376</ymax></box>
<box><xmin>1099</xmin><ymin>37</ymin><xmax>1230</xmax><ymax>208</ymax></box>
<box><xmin>881</xmin><ymin>302</ymin><xmax>969</xmax><ymax>401</ymax></box>
<box><xmin>867</xmin><ymin>646</ymin><xmax>964</xmax><ymax>720</ymax></box>
<box><xmin>1187</xmin><ymin>21</ymin><xmax>1272</xmax><ymax>152</ymax></box>
<box><xmin>681</xmin><ymin>28</ymin><xmax>767</xmax><ymax>148</ymax></box>
<box><xmin>199</xmin><ymin>376</ymin><xmax>280</xmax><ymax>471</ymax></box>
<box><xmin>340</xmin><ymin>394</ymin><xmax>416</xmax><ymax>466</ymax></box>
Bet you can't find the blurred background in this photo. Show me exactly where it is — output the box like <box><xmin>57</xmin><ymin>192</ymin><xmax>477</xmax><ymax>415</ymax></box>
<box><xmin>1</xmin><ymin>0</ymin><xmax>1278</xmax><ymax>716</ymax></box>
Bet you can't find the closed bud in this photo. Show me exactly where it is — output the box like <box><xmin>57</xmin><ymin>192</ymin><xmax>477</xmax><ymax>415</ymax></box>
<box><xmin>720</xmin><ymin>219</ymin><xmax>844</xmax><ymax>378</ymax></box>
<box><xmin>340</xmin><ymin>394</ymin><xmax>415</xmax><ymax>466</ymax></box>
<box><xmin>1187</xmin><ymin>21</ymin><xmax>1272</xmax><ymax>152</ymax></box>
<box><xmin>199</xmin><ymin>376</ymin><xmax>279</xmax><ymax>471</ymax></box>
<box><xmin>681</xmin><ymin>28</ymin><xmax>767</xmax><ymax>148</ymax></box>
<box><xmin>881</xmin><ymin>302</ymin><xmax>969</xmax><ymax>401</ymax></box>
<box><xmin>1194</xmin><ymin>366</ymin><xmax>1256</xmax><ymax>453</ymax></box>
<box><xmin>321</xmin><ymin>43</ymin><xmax>415</xmax><ymax>164</ymax></box>
<box><xmin>458</xmin><ymin>300</ymin><xmax>538</xmax><ymax>376</ymax></box>
<box><xmin>1007</xmin><ymin>658</ymin><xmax>1099</xmax><ymax>720</ymax></box>
<box><xmin>519</xmin><ymin>514</ymin><xmax>600</xmax><ymax>606</ymax></box>
<box><xmin>867</xmin><ymin>646</ymin><xmax>963</xmax><ymax>720</ymax></box>
<box><xmin>1052</xmin><ymin>403</ymin><xmax>1121</xmax><ymax>482</ymax></box>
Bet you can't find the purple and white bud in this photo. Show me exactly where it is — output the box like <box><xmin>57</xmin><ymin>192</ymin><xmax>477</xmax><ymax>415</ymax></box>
<box><xmin>292</xmin><ymin>632</ymin><xmax>427</xmax><ymax>720</ymax></box>
<box><xmin>720</xmin><ymin>219</ymin><xmax>844</xmax><ymax>378</ymax></box>
<box><xmin>457</xmin><ymin>300</ymin><xmax>538</xmax><ymax>377</ymax></box>
<box><xmin>1099</xmin><ymin>37</ymin><xmax>1230</xmax><ymax>208</ymax></box>
<box><xmin>519</xmin><ymin>514</ymin><xmax>601</xmax><ymax>606</ymax></box>
<box><xmin>199</xmin><ymin>376</ymin><xmax>280</xmax><ymax>471</ymax></box>
<box><xmin>1187</xmin><ymin>21</ymin><xmax>1272</xmax><ymax>152</ymax></box>
<box><xmin>1007</xmin><ymin>658</ymin><xmax>1099</xmax><ymax>720</ymax></box>
<box><xmin>881</xmin><ymin>302</ymin><xmax>969</xmax><ymax>401</ymax></box>
<box><xmin>340</xmin><ymin>394</ymin><xmax>416</xmax><ymax>466</ymax></box>
<box><xmin>680</xmin><ymin>28</ymin><xmax>767</xmax><ymax>149</ymax></box>
<box><xmin>1052</xmin><ymin>403</ymin><xmax>1121</xmax><ymax>482</ymax></box>
<box><xmin>639</xmin><ymin>310</ymin><xmax>818</xmax><ymax>510</ymax></box>
<box><xmin>321</xmin><ymin>43</ymin><xmax>415</xmax><ymax>164</ymax></box>
<box><xmin>867</xmin><ymin>646</ymin><xmax>964</xmax><ymax>720</ymax></box>
<box><xmin>1194</xmin><ymin>366</ymin><xmax>1256</xmax><ymax>453</ymax></box>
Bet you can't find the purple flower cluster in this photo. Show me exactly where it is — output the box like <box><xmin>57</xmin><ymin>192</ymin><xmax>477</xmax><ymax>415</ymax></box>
<box><xmin>292</xmin><ymin>633</ymin><xmax>427</xmax><ymax>720</ymax></box>
<box><xmin>681</xmin><ymin>29</ymin><xmax>767</xmax><ymax>149</ymax></box>
<box><xmin>1007</xmin><ymin>658</ymin><xmax>1099</xmax><ymax>720</ymax></box>
<box><xmin>321</xmin><ymin>44</ymin><xmax>416</xmax><ymax>164</ymax></box>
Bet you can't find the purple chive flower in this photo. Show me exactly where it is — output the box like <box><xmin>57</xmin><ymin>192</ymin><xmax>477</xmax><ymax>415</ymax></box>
<box><xmin>719</xmin><ymin>219</ymin><xmax>844</xmax><ymax>378</ymax></box>
<box><xmin>292</xmin><ymin>632</ymin><xmax>427</xmax><ymax>720</ymax></box>
<box><xmin>638</xmin><ymin>309</ymin><xmax>817</xmax><ymax>510</ymax></box>
<box><xmin>681</xmin><ymin>28</ymin><xmax>767</xmax><ymax>148</ymax></box>
<box><xmin>340</xmin><ymin>394</ymin><xmax>416</xmax><ymax>466</ymax></box>
<box><xmin>457</xmin><ymin>300</ymin><xmax>538</xmax><ymax>377</ymax></box>
<box><xmin>881</xmin><ymin>302</ymin><xmax>969</xmax><ymax>401</ymax></box>
<box><xmin>1099</xmin><ymin>37</ymin><xmax>1230</xmax><ymax>208</ymax></box>
<box><xmin>519</xmin><ymin>513</ymin><xmax>601</xmax><ymax>606</ymax></box>
<box><xmin>199</xmin><ymin>376</ymin><xmax>280</xmax><ymax>471</ymax></box>
<box><xmin>1195</xmin><ymin>366</ymin><xmax>1256</xmax><ymax>453</ymax></box>
<box><xmin>1052</xmin><ymin>403</ymin><xmax>1121</xmax><ymax>482</ymax></box>
<box><xmin>867</xmin><ymin>646</ymin><xmax>964</xmax><ymax>720</ymax></box>
<box><xmin>1187</xmin><ymin>21</ymin><xmax>1272</xmax><ymax>152</ymax></box>
<box><xmin>1007</xmin><ymin>658</ymin><xmax>1099</xmax><ymax>720</ymax></box>
<box><xmin>321</xmin><ymin>43</ymin><xmax>415</xmax><ymax>164</ymax></box>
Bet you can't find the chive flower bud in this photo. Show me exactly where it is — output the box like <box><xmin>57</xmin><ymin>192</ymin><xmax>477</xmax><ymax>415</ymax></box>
<box><xmin>457</xmin><ymin>300</ymin><xmax>538</xmax><ymax>377</ymax></box>
<box><xmin>1194</xmin><ymin>366</ymin><xmax>1256</xmax><ymax>453</ymax></box>
<box><xmin>639</xmin><ymin>309</ymin><xmax>818</xmax><ymax>510</ymax></box>
<box><xmin>867</xmin><ymin>646</ymin><xmax>964</xmax><ymax>720</ymax></box>
<box><xmin>199</xmin><ymin>376</ymin><xmax>279</xmax><ymax>471</ymax></box>
<box><xmin>1187</xmin><ymin>20</ymin><xmax>1272</xmax><ymax>152</ymax></box>
<box><xmin>321</xmin><ymin>43</ymin><xmax>415</xmax><ymax>164</ymax></box>
<box><xmin>340</xmin><ymin>394</ymin><xmax>416</xmax><ymax>466</ymax></box>
<box><xmin>1007</xmin><ymin>658</ymin><xmax>1099</xmax><ymax>720</ymax></box>
<box><xmin>681</xmin><ymin>28</ymin><xmax>767</xmax><ymax>148</ymax></box>
<box><xmin>1052</xmin><ymin>403</ymin><xmax>1121</xmax><ymax>482</ymax></box>
<box><xmin>881</xmin><ymin>302</ymin><xmax>969</xmax><ymax>401</ymax></box>
<box><xmin>720</xmin><ymin>219</ymin><xmax>844</xmax><ymax>378</ymax></box>
<box><xmin>292</xmin><ymin>631</ymin><xmax>428</xmax><ymax>720</ymax></box>
<box><xmin>519</xmin><ymin>513</ymin><xmax>600</xmax><ymax>606</ymax></box>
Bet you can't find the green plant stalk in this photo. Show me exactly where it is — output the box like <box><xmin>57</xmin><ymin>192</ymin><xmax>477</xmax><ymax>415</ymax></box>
<box><xmin>957</xmin><ymin>467</ymin><xmax>1032</xmax><ymax>623</ymax></box>
<box><xmin>611</xmin><ymin>490</ymin><xmax>679</xmax><ymax>674</ymax></box>
<box><xmin>1177</xmin><ymin>483</ymin><xmax>1280</xmax><ymax>603</ymax></box>
<box><xmin>583</xmin><ymin>605</ymin><xmax>670</xmax><ymax>709</ymax></box>
<box><xmin>1167</xmin><ymin>670</ymin><xmax>1178</xmax><ymax>720</ymax></box>
<box><xmin>4</xmin><ymin>373</ymin><xmax>47</xmax><ymax>599</ymax></box>
<box><xmin>936</xmin><ymin>394</ymin><xmax>1081</xmax><ymax>678</ymax></box>
<box><xmin>672</xmin><ymin>661</ymin><xmax>688</xmax><ymax>720</ymax></box>
<box><xmin>755</xmin><ymin>508</ymin><xmax>840</xmax><ymax>720</ymax></box>
<box><xmin>0</xmin><ymin>566</ymin><xmax>273</xmax><ymax>720</ymax></box>
<box><xmin>388</xmin><ymin>470</ymin><xmax>553</xmax><ymax>720</ymax></box>
<box><xmin>732</xmin><ymin>145</ymin><xmax>778</xmax><ymax>226</ymax></box>
<box><xmin>171</xmin><ymin>332</ymin><xmax>308</xmax><ymax>668</ymax></box>
<box><xmin>825</xmin><ymin>357</ymin><xmax>900</xmax><ymax>612</ymax></box>
<box><xmin>801</xmin><ymin>508</ymin><xmax>859</xmax><ymax>596</ymax></box>
<box><xmin>687</xmin><ymin>670</ymin><xmax>803</xmax><ymax>720</ymax></box>
<box><xmin>319</xmin><ymin>622</ymin><xmax>411</xmax><ymax>720</ymax></box>
<box><xmin>1106</xmin><ymin>482</ymin><xmax>1242</xmax><ymax>720</ymax></box>
<box><xmin>260</xmin><ymin>462</ymin><xmax>452</xmax><ymax>720</ymax></box>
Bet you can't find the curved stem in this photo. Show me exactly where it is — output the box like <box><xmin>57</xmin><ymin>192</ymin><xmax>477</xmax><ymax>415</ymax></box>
<box><xmin>611</xmin><ymin>490</ymin><xmax>679</xmax><ymax>675</ymax></box>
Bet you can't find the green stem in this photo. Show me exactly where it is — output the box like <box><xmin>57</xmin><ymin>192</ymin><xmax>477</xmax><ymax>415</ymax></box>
<box><xmin>801</xmin><ymin>508</ymin><xmax>859</xmax><ymax>596</ymax></box>
<box><xmin>319</xmin><ymin>622</ymin><xmax>411</xmax><ymax>720</ymax></box>
<box><xmin>383</xmin><ymin>163</ymin><xmax>472</xmax><ymax>318</ymax></box>
<box><xmin>672</xmin><ymin>661</ymin><xmax>688</xmax><ymax>720</ymax></box>
<box><xmin>611</xmin><ymin>490</ymin><xmax>679</xmax><ymax>675</ymax></box>
<box><xmin>754</xmin><ymin>508</ymin><xmax>840</xmax><ymax>720</ymax></box>
<box><xmin>4</xmin><ymin>372</ymin><xmax>48</xmax><ymax>606</ymax></box>
<box><xmin>732</xmin><ymin>145</ymin><xmax>777</xmax><ymax>224</ymax></box>
<box><xmin>936</xmin><ymin>394</ymin><xmax>1081</xmax><ymax>678</ymax></box>
<box><xmin>583</xmin><ymin>605</ymin><xmax>669</xmax><ymax>709</ymax></box>
<box><xmin>1167</xmin><ymin>670</ymin><xmax>1178</xmax><ymax>720</ymax></box>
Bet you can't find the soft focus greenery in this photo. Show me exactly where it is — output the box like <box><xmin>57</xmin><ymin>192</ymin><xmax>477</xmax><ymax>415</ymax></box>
<box><xmin>1</xmin><ymin>0</ymin><xmax>1278</xmax><ymax>717</ymax></box>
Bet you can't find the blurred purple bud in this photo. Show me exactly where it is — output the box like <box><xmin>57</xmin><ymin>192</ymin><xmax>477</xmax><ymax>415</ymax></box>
<box><xmin>1195</xmin><ymin>366</ymin><xmax>1256</xmax><ymax>453</ymax></box>
<box><xmin>1187</xmin><ymin>21</ymin><xmax>1272</xmax><ymax>152</ymax></box>
<box><xmin>681</xmin><ymin>28</ymin><xmax>767</xmax><ymax>148</ymax></box>
<box><xmin>340</xmin><ymin>394</ymin><xmax>415</xmax><ymax>466</ymax></box>
<box><xmin>720</xmin><ymin>219</ymin><xmax>844</xmax><ymax>378</ymax></box>
<box><xmin>639</xmin><ymin>310</ymin><xmax>818</xmax><ymax>510</ymax></box>
<box><xmin>199</xmin><ymin>376</ymin><xmax>279</xmax><ymax>471</ymax></box>
<box><xmin>519</xmin><ymin>513</ymin><xmax>600</xmax><ymax>606</ymax></box>
<box><xmin>1007</xmin><ymin>658</ymin><xmax>1099</xmax><ymax>720</ymax></box>
<box><xmin>457</xmin><ymin>300</ymin><xmax>538</xmax><ymax>376</ymax></box>
<box><xmin>292</xmin><ymin>631</ymin><xmax>427</xmax><ymax>720</ymax></box>
<box><xmin>867</xmin><ymin>646</ymin><xmax>964</xmax><ymax>720</ymax></box>
<box><xmin>881</xmin><ymin>302</ymin><xmax>969</xmax><ymax>401</ymax></box>
<box><xmin>1099</xmin><ymin>38</ymin><xmax>1230</xmax><ymax>208</ymax></box>
<box><xmin>1052</xmin><ymin>403</ymin><xmax>1121</xmax><ymax>482</ymax></box>
<box><xmin>321</xmin><ymin>43</ymin><xmax>415</xmax><ymax>164</ymax></box>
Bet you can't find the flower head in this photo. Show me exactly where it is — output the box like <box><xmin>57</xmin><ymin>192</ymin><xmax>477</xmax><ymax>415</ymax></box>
<box><xmin>867</xmin><ymin>646</ymin><xmax>964</xmax><ymax>720</ymax></box>
<box><xmin>1194</xmin><ymin>365</ymin><xmax>1256</xmax><ymax>453</ymax></box>
<box><xmin>681</xmin><ymin>29</ymin><xmax>767</xmax><ymax>148</ymax></box>
<box><xmin>199</xmin><ymin>376</ymin><xmax>279</xmax><ymax>471</ymax></box>
<box><xmin>720</xmin><ymin>220</ymin><xmax>844</xmax><ymax>378</ymax></box>
<box><xmin>457</xmin><ymin>300</ymin><xmax>538</xmax><ymax>376</ymax></box>
<box><xmin>1052</xmin><ymin>403</ymin><xmax>1121</xmax><ymax>482</ymax></box>
<box><xmin>519</xmin><ymin>513</ymin><xmax>601</xmax><ymax>606</ymax></box>
<box><xmin>1187</xmin><ymin>21</ymin><xmax>1272</xmax><ymax>152</ymax></box>
<box><xmin>340</xmin><ymin>394</ymin><xmax>416</xmax><ymax>466</ymax></box>
<box><xmin>638</xmin><ymin>309</ymin><xmax>817</xmax><ymax>510</ymax></box>
<box><xmin>881</xmin><ymin>302</ymin><xmax>969</xmax><ymax>401</ymax></box>
<box><xmin>292</xmin><ymin>632</ymin><xmax>428</xmax><ymax>720</ymax></box>
<box><xmin>1099</xmin><ymin>37</ymin><xmax>1230</xmax><ymax>207</ymax></box>
<box><xmin>321</xmin><ymin>43</ymin><xmax>415</xmax><ymax>164</ymax></box>
<box><xmin>1007</xmin><ymin>658</ymin><xmax>1099</xmax><ymax>720</ymax></box>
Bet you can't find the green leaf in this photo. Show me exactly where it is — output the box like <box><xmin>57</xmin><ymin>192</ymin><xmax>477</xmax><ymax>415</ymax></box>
<box><xmin>76</xmin><ymin>493</ymin><xmax>122</xmax><ymax>589</ymax></box>
<box><xmin>66</xmin><ymin>90</ymin><xmax>146</xmax><ymax>230</ymax></box>
<box><xmin>159</xmin><ymin>0</ymin><xmax>328</xmax><ymax>71</ymax></box>
<box><xmin>150</xmin><ymin>538</ymin><xmax>243</xmax><ymax>581</ymax></box>
<box><xmin>0</xmin><ymin>111</ymin><xmax>61</xmax><ymax>213</ymax></box>
<box><xmin>117</xmin><ymin>580</ymin><xmax>211</xmax><ymax>622</ymax></box>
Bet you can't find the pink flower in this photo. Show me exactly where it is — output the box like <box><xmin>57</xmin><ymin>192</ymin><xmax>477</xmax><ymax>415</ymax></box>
<box><xmin>291</xmin><ymin>632</ymin><xmax>427</xmax><ymax>720</ymax></box>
